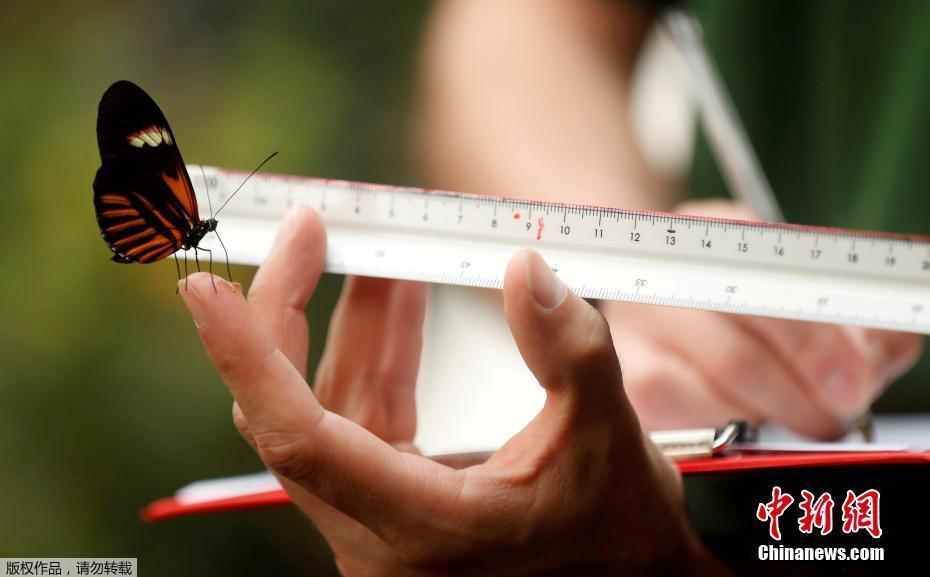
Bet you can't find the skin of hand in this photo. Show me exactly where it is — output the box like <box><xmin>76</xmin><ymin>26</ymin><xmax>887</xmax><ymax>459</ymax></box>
<box><xmin>601</xmin><ymin>199</ymin><xmax>923</xmax><ymax>438</ymax></box>
<box><xmin>179</xmin><ymin>206</ymin><xmax>727</xmax><ymax>576</ymax></box>
<box><xmin>418</xmin><ymin>0</ymin><xmax>922</xmax><ymax>439</ymax></box>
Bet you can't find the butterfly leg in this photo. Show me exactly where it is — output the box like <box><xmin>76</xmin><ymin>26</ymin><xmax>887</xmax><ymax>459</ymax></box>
<box><xmin>183</xmin><ymin>250</ymin><xmax>190</xmax><ymax>291</ymax></box>
<box><xmin>174</xmin><ymin>252</ymin><xmax>181</xmax><ymax>294</ymax></box>
<box><xmin>196</xmin><ymin>247</ymin><xmax>217</xmax><ymax>293</ymax></box>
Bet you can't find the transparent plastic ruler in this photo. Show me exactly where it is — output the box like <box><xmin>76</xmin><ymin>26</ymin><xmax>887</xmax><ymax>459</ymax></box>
<box><xmin>189</xmin><ymin>165</ymin><xmax>930</xmax><ymax>335</ymax></box>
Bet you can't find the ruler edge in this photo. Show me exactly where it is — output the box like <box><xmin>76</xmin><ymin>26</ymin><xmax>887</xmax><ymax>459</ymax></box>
<box><xmin>192</xmin><ymin>164</ymin><xmax>930</xmax><ymax>334</ymax></box>
<box><xmin>197</xmin><ymin>164</ymin><xmax>930</xmax><ymax>247</ymax></box>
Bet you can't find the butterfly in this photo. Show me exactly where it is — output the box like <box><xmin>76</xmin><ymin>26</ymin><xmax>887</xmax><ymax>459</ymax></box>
<box><xmin>93</xmin><ymin>80</ymin><xmax>274</xmax><ymax>286</ymax></box>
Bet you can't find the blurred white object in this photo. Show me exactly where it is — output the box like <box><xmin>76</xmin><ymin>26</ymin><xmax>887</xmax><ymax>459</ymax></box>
<box><xmin>414</xmin><ymin>286</ymin><xmax>544</xmax><ymax>455</ymax></box>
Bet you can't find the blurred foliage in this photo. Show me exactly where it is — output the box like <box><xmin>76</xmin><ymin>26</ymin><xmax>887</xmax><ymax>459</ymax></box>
<box><xmin>0</xmin><ymin>0</ymin><xmax>430</xmax><ymax>573</ymax></box>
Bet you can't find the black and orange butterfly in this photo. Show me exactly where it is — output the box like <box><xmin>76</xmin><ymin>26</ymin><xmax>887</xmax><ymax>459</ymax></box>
<box><xmin>93</xmin><ymin>80</ymin><xmax>274</xmax><ymax>286</ymax></box>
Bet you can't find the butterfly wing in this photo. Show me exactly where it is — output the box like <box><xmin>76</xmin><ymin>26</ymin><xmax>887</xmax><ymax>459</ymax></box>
<box><xmin>94</xmin><ymin>166</ymin><xmax>186</xmax><ymax>263</ymax></box>
<box><xmin>93</xmin><ymin>80</ymin><xmax>199</xmax><ymax>263</ymax></box>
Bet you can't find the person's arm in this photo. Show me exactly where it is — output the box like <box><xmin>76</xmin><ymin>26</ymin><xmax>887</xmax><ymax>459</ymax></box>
<box><xmin>179</xmin><ymin>206</ymin><xmax>727</xmax><ymax>576</ymax></box>
<box><xmin>417</xmin><ymin>0</ymin><xmax>922</xmax><ymax>437</ymax></box>
<box><xmin>417</xmin><ymin>0</ymin><xmax>676</xmax><ymax>210</ymax></box>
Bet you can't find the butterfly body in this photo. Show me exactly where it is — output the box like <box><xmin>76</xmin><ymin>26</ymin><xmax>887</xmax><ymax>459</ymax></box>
<box><xmin>93</xmin><ymin>80</ymin><xmax>214</xmax><ymax>266</ymax></box>
<box><xmin>183</xmin><ymin>218</ymin><xmax>218</xmax><ymax>251</ymax></box>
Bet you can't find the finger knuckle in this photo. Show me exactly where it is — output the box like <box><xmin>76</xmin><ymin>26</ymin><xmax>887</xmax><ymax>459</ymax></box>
<box><xmin>566</xmin><ymin>311</ymin><xmax>616</xmax><ymax>369</ymax></box>
<box><xmin>231</xmin><ymin>409</ymin><xmax>252</xmax><ymax>440</ymax></box>
<box><xmin>214</xmin><ymin>346</ymin><xmax>270</xmax><ymax>384</ymax></box>
<box><xmin>371</xmin><ymin>361</ymin><xmax>406</xmax><ymax>392</ymax></box>
<box><xmin>351</xmin><ymin>404</ymin><xmax>387</xmax><ymax>435</ymax></box>
<box><xmin>252</xmin><ymin>429</ymin><xmax>317</xmax><ymax>483</ymax></box>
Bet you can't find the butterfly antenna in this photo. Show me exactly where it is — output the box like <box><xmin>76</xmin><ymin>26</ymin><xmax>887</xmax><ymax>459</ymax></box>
<box><xmin>214</xmin><ymin>151</ymin><xmax>278</xmax><ymax>217</ymax></box>
<box><xmin>200</xmin><ymin>164</ymin><xmax>214</xmax><ymax>219</ymax></box>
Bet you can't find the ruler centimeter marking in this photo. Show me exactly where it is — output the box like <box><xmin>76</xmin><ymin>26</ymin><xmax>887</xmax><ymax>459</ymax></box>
<box><xmin>189</xmin><ymin>165</ymin><xmax>930</xmax><ymax>335</ymax></box>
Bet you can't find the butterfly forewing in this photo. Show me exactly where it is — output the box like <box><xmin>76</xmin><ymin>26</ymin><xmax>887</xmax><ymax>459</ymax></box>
<box><xmin>93</xmin><ymin>80</ymin><xmax>200</xmax><ymax>263</ymax></box>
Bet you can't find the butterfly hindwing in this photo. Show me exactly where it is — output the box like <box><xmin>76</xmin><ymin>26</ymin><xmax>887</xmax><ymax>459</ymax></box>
<box><xmin>94</xmin><ymin>80</ymin><xmax>200</xmax><ymax>263</ymax></box>
<box><xmin>94</xmin><ymin>165</ymin><xmax>185</xmax><ymax>263</ymax></box>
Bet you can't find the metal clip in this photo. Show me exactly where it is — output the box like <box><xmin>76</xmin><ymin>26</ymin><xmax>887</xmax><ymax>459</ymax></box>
<box><xmin>649</xmin><ymin>421</ymin><xmax>755</xmax><ymax>460</ymax></box>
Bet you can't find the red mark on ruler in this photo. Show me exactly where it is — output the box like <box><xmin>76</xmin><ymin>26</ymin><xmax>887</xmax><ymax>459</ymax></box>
<box><xmin>513</xmin><ymin>212</ymin><xmax>521</xmax><ymax>219</ymax></box>
<box><xmin>536</xmin><ymin>217</ymin><xmax>545</xmax><ymax>240</ymax></box>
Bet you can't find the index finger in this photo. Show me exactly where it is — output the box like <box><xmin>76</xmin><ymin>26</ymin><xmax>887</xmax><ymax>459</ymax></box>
<box><xmin>247</xmin><ymin>205</ymin><xmax>327</xmax><ymax>378</ymax></box>
<box><xmin>180</xmin><ymin>272</ymin><xmax>463</xmax><ymax>538</ymax></box>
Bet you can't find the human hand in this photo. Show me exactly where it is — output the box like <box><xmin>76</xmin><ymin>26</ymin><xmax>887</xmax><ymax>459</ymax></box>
<box><xmin>179</xmin><ymin>206</ymin><xmax>725</xmax><ymax>576</ymax></box>
<box><xmin>601</xmin><ymin>199</ymin><xmax>923</xmax><ymax>439</ymax></box>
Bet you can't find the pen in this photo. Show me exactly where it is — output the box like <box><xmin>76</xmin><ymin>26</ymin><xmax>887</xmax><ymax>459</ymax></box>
<box><xmin>661</xmin><ymin>8</ymin><xmax>875</xmax><ymax>442</ymax></box>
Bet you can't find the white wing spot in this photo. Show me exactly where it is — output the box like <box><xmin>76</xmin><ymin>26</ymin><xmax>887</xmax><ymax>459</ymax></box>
<box><xmin>138</xmin><ymin>131</ymin><xmax>158</xmax><ymax>147</ymax></box>
<box><xmin>128</xmin><ymin>125</ymin><xmax>170</xmax><ymax>147</ymax></box>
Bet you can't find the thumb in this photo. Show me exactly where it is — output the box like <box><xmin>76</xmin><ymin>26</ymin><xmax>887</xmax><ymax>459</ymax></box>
<box><xmin>501</xmin><ymin>252</ymin><xmax>684</xmax><ymax>517</ymax></box>
<box><xmin>502</xmin><ymin>250</ymin><xmax>627</xmax><ymax>419</ymax></box>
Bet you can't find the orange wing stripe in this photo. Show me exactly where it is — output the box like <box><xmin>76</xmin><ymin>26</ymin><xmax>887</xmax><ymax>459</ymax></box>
<box><xmin>112</xmin><ymin>228</ymin><xmax>157</xmax><ymax>248</ymax></box>
<box><xmin>138</xmin><ymin>244</ymin><xmax>178</xmax><ymax>263</ymax></box>
<box><xmin>162</xmin><ymin>170</ymin><xmax>197</xmax><ymax>220</ymax></box>
<box><xmin>100</xmin><ymin>194</ymin><xmax>131</xmax><ymax>206</ymax></box>
<box><xmin>101</xmin><ymin>208</ymin><xmax>139</xmax><ymax>218</ymax></box>
<box><xmin>129</xmin><ymin>192</ymin><xmax>184</xmax><ymax>243</ymax></box>
<box><xmin>124</xmin><ymin>236</ymin><xmax>173</xmax><ymax>257</ymax></box>
<box><xmin>105</xmin><ymin>218</ymin><xmax>146</xmax><ymax>233</ymax></box>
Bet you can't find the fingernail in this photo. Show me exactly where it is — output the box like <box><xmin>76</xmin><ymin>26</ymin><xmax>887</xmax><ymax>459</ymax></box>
<box><xmin>525</xmin><ymin>250</ymin><xmax>566</xmax><ymax>310</ymax></box>
<box><xmin>179</xmin><ymin>278</ymin><xmax>209</xmax><ymax>328</ymax></box>
<box><xmin>178</xmin><ymin>275</ymin><xmax>240</xmax><ymax>328</ymax></box>
<box><xmin>823</xmin><ymin>367</ymin><xmax>860</xmax><ymax>412</ymax></box>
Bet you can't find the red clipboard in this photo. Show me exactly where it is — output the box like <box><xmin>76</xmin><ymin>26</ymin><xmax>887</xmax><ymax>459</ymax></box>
<box><xmin>142</xmin><ymin>449</ymin><xmax>930</xmax><ymax>522</ymax></box>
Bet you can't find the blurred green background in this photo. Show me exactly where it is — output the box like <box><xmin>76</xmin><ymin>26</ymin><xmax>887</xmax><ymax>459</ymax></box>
<box><xmin>0</xmin><ymin>0</ymin><xmax>430</xmax><ymax>574</ymax></box>
<box><xmin>0</xmin><ymin>0</ymin><xmax>927</xmax><ymax>574</ymax></box>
